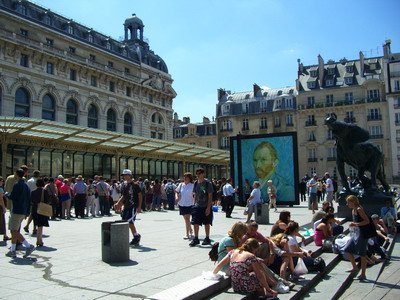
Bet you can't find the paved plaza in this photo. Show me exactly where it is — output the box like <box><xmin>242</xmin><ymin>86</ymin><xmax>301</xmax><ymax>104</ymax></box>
<box><xmin>0</xmin><ymin>203</ymin><xmax>399</xmax><ymax>299</ymax></box>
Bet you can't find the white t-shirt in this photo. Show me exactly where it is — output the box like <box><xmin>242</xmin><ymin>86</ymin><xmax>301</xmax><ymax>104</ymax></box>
<box><xmin>27</xmin><ymin>177</ymin><xmax>37</xmax><ymax>192</ymax></box>
<box><xmin>325</xmin><ymin>178</ymin><xmax>334</xmax><ymax>192</ymax></box>
<box><xmin>249</xmin><ymin>188</ymin><xmax>262</xmax><ymax>206</ymax></box>
<box><xmin>176</xmin><ymin>182</ymin><xmax>194</xmax><ymax>207</ymax></box>
<box><xmin>287</xmin><ymin>235</ymin><xmax>298</xmax><ymax>252</ymax></box>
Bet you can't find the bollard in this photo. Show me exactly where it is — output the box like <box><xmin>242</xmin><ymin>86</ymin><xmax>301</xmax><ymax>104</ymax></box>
<box><xmin>101</xmin><ymin>221</ymin><xmax>129</xmax><ymax>263</ymax></box>
<box><xmin>255</xmin><ymin>203</ymin><xmax>269</xmax><ymax>224</ymax></box>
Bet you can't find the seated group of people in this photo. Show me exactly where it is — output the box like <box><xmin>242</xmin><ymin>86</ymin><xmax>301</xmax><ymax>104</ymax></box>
<box><xmin>212</xmin><ymin>211</ymin><xmax>321</xmax><ymax>299</ymax></box>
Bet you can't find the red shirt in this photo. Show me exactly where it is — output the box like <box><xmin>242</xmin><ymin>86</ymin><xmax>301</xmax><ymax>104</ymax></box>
<box><xmin>55</xmin><ymin>179</ymin><xmax>63</xmax><ymax>193</ymax></box>
<box><xmin>60</xmin><ymin>184</ymin><xmax>70</xmax><ymax>194</ymax></box>
<box><xmin>242</xmin><ymin>231</ymin><xmax>269</xmax><ymax>244</ymax></box>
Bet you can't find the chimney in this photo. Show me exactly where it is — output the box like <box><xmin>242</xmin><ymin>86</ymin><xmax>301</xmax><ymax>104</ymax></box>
<box><xmin>218</xmin><ymin>88</ymin><xmax>226</xmax><ymax>101</ymax></box>
<box><xmin>297</xmin><ymin>58</ymin><xmax>304</xmax><ymax>76</ymax></box>
<box><xmin>183</xmin><ymin>117</ymin><xmax>190</xmax><ymax>124</ymax></box>
<box><xmin>318</xmin><ymin>54</ymin><xmax>324</xmax><ymax>84</ymax></box>
<box><xmin>359</xmin><ymin>51</ymin><xmax>365</xmax><ymax>76</ymax></box>
<box><xmin>253</xmin><ymin>84</ymin><xmax>261</xmax><ymax>97</ymax></box>
<box><xmin>383</xmin><ymin>39</ymin><xmax>392</xmax><ymax>59</ymax></box>
<box><xmin>203</xmin><ymin>116</ymin><xmax>210</xmax><ymax>124</ymax></box>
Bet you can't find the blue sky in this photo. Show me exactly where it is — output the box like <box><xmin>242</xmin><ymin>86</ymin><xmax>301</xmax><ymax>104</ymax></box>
<box><xmin>33</xmin><ymin>0</ymin><xmax>400</xmax><ymax>123</ymax></box>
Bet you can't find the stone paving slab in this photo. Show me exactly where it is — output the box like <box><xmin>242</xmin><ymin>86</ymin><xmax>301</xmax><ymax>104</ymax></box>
<box><xmin>0</xmin><ymin>204</ymin><xmax>324</xmax><ymax>299</ymax></box>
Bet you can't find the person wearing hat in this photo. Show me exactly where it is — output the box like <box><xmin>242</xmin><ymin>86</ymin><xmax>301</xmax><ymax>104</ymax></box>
<box><xmin>73</xmin><ymin>175</ymin><xmax>87</xmax><ymax>219</ymax></box>
<box><xmin>115</xmin><ymin>169</ymin><xmax>142</xmax><ymax>246</ymax></box>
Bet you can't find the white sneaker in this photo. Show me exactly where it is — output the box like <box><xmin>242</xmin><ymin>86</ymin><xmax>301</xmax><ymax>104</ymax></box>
<box><xmin>275</xmin><ymin>281</ymin><xmax>290</xmax><ymax>294</ymax></box>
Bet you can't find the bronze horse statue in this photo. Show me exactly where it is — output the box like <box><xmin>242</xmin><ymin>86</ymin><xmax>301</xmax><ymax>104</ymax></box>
<box><xmin>325</xmin><ymin>113</ymin><xmax>390</xmax><ymax>192</ymax></box>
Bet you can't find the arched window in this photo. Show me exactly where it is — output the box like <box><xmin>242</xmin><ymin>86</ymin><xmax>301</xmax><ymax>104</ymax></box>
<box><xmin>106</xmin><ymin>108</ymin><xmax>116</xmax><ymax>131</ymax></box>
<box><xmin>66</xmin><ymin>99</ymin><xmax>78</xmax><ymax>125</ymax></box>
<box><xmin>124</xmin><ymin>112</ymin><xmax>133</xmax><ymax>134</ymax></box>
<box><xmin>151</xmin><ymin>112</ymin><xmax>163</xmax><ymax>124</ymax></box>
<box><xmin>15</xmin><ymin>87</ymin><xmax>30</xmax><ymax>117</ymax></box>
<box><xmin>42</xmin><ymin>94</ymin><xmax>55</xmax><ymax>121</ymax></box>
<box><xmin>88</xmin><ymin>104</ymin><xmax>98</xmax><ymax>128</ymax></box>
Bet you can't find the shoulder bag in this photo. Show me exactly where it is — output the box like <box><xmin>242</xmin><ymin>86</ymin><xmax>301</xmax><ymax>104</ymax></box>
<box><xmin>37</xmin><ymin>189</ymin><xmax>53</xmax><ymax>217</ymax></box>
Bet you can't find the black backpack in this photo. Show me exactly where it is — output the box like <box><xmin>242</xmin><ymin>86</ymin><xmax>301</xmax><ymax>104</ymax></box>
<box><xmin>308</xmin><ymin>257</ymin><xmax>326</xmax><ymax>273</ymax></box>
<box><xmin>209</xmin><ymin>242</ymin><xmax>220</xmax><ymax>262</ymax></box>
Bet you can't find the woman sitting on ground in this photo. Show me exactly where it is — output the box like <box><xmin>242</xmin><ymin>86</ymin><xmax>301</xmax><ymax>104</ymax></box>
<box><xmin>314</xmin><ymin>213</ymin><xmax>335</xmax><ymax>246</ymax></box>
<box><xmin>269</xmin><ymin>233</ymin><xmax>295</xmax><ymax>281</ymax></box>
<box><xmin>270</xmin><ymin>211</ymin><xmax>306</xmax><ymax>244</ymax></box>
<box><xmin>217</xmin><ymin>222</ymin><xmax>248</xmax><ymax>273</ymax></box>
<box><xmin>213</xmin><ymin>238</ymin><xmax>278</xmax><ymax>298</ymax></box>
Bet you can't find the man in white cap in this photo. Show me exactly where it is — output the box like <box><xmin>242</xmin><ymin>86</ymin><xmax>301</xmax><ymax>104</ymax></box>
<box><xmin>115</xmin><ymin>169</ymin><xmax>143</xmax><ymax>246</ymax></box>
<box><xmin>324</xmin><ymin>172</ymin><xmax>334</xmax><ymax>206</ymax></box>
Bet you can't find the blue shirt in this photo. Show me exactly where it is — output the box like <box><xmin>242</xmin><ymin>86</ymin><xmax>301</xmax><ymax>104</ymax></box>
<box><xmin>9</xmin><ymin>179</ymin><xmax>31</xmax><ymax>215</ymax></box>
<box><xmin>74</xmin><ymin>181</ymin><xmax>87</xmax><ymax>194</ymax></box>
<box><xmin>308</xmin><ymin>178</ymin><xmax>317</xmax><ymax>194</ymax></box>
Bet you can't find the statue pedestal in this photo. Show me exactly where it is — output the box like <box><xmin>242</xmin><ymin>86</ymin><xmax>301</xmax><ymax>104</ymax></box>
<box><xmin>337</xmin><ymin>190</ymin><xmax>393</xmax><ymax>220</ymax></box>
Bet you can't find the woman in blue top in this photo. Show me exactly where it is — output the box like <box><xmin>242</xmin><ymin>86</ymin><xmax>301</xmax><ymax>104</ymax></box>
<box><xmin>217</xmin><ymin>222</ymin><xmax>248</xmax><ymax>273</ymax></box>
<box><xmin>246</xmin><ymin>181</ymin><xmax>262</xmax><ymax>223</ymax></box>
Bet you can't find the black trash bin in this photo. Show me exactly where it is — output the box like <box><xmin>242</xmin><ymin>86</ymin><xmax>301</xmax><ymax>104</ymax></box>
<box><xmin>101</xmin><ymin>221</ymin><xmax>129</xmax><ymax>263</ymax></box>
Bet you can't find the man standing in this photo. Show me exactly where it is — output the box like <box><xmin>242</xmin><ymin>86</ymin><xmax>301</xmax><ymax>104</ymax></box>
<box><xmin>24</xmin><ymin>169</ymin><xmax>40</xmax><ymax>234</ymax></box>
<box><xmin>222</xmin><ymin>178</ymin><xmax>235</xmax><ymax>218</ymax></box>
<box><xmin>96</xmin><ymin>176</ymin><xmax>110</xmax><ymax>216</ymax></box>
<box><xmin>189</xmin><ymin>168</ymin><xmax>213</xmax><ymax>247</ymax></box>
<box><xmin>164</xmin><ymin>179</ymin><xmax>176</xmax><ymax>210</ymax></box>
<box><xmin>6</xmin><ymin>169</ymin><xmax>35</xmax><ymax>258</ymax></box>
<box><xmin>324</xmin><ymin>172</ymin><xmax>334</xmax><ymax>206</ymax></box>
<box><xmin>73</xmin><ymin>175</ymin><xmax>87</xmax><ymax>219</ymax></box>
<box><xmin>115</xmin><ymin>169</ymin><xmax>142</xmax><ymax>246</ymax></box>
<box><xmin>307</xmin><ymin>174</ymin><xmax>318</xmax><ymax>214</ymax></box>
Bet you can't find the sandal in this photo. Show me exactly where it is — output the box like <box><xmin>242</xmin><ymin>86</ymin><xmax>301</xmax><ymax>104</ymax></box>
<box><xmin>357</xmin><ymin>275</ymin><xmax>366</xmax><ymax>281</ymax></box>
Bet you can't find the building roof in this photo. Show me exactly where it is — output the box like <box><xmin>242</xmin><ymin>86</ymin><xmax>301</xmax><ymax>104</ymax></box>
<box><xmin>0</xmin><ymin>117</ymin><xmax>229</xmax><ymax>164</ymax></box>
<box><xmin>226</xmin><ymin>86</ymin><xmax>297</xmax><ymax>103</ymax></box>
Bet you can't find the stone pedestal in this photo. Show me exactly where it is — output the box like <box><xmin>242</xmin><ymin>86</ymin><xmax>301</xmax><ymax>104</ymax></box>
<box><xmin>101</xmin><ymin>221</ymin><xmax>130</xmax><ymax>263</ymax></box>
<box><xmin>337</xmin><ymin>190</ymin><xmax>393</xmax><ymax>220</ymax></box>
<box><xmin>255</xmin><ymin>204</ymin><xmax>269</xmax><ymax>224</ymax></box>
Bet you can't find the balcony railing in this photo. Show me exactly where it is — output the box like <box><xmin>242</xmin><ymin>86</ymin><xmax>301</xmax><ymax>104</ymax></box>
<box><xmin>274</xmin><ymin>124</ymin><xmax>281</xmax><ymax>128</ymax></box>
<box><xmin>327</xmin><ymin>157</ymin><xmax>337</xmax><ymax>161</ymax></box>
<box><xmin>308</xmin><ymin>158</ymin><xmax>318</xmax><ymax>162</ymax></box>
<box><xmin>220</xmin><ymin>128</ymin><xmax>233</xmax><ymax>132</ymax></box>
<box><xmin>367</xmin><ymin>97</ymin><xmax>382</xmax><ymax>103</ymax></box>
<box><xmin>286</xmin><ymin>123</ymin><xmax>294</xmax><ymax>127</ymax></box>
<box><xmin>305</xmin><ymin>121</ymin><xmax>317</xmax><ymax>126</ymax></box>
<box><xmin>370</xmin><ymin>134</ymin><xmax>383</xmax><ymax>139</ymax></box>
<box><xmin>344</xmin><ymin>117</ymin><xmax>356</xmax><ymax>123</ymax></box>
<box><xmin>308</xmin><ymin>138</ymin><xmax>316</xmax><ymax>142</ymax></box>
<box><xmin>367</xmin><ymin>115</ymin><xmax>382</xmax><ymax>121</ymax></box>
<box><xmin>241</xmin><ymin>127</ymin><xmax>250</xmax><ymax>132</ymax></box>
<box><xmin>259</xmin><ymin>126</ymin><xmax>268</xmax><ymax>130</ymax></box>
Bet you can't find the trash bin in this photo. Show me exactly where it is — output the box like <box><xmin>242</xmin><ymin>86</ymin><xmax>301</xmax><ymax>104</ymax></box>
<box><xmin>102</xmin><ymin>221</ymin><xmax>129</xmax><ymax>263</ymax></box>
<box><xmin>255</xmin><ymin>204</ymin><xmax>269</xmax><ymax>224</ymax></box>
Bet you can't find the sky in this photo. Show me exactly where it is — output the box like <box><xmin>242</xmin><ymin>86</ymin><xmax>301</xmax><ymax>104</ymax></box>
<box><xmin>33</xmin><ymin>0</ymin><xmax>400</xmax><ymax>123</ymax></box>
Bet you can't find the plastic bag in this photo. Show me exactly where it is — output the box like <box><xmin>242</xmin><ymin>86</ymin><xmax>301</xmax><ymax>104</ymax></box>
<box><xmin>294</xmin><ymin>258</ymin><xmax>308</xmax><ymax>275</ymax></box>
<box><xmin>202</xmin><ymin>271</ymin><xmax>224</xmax><ymax>281</ymax></box>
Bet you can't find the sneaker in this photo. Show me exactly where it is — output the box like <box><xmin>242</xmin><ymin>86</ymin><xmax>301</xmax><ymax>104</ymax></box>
<box><xmin>23</xmin><ymin>245</ymin><xmax>35</xmax><ymax>258</ymax></box>
<box><xmin>189</xmin><ymin>238</ymin><xmax>200</xmax><ymax>247</ymax></box>
<box><xmin>130</xmin><ymin>234</ymin><xmax>141</xmax><ymax>246</ymax></box>
<box><xmin>275</xmin><ymin>281</ymin><xmax>290</xmax><ymax>294</ymax></box>
<box><xmin>202</xmin><ymin>237</ymin><xmax>211</xmax><ymax>245</ymax></box>
<box><xmin>5</xmin><ymin>250</ymin><xmax>16</xmax><ymax>258</ymax></box>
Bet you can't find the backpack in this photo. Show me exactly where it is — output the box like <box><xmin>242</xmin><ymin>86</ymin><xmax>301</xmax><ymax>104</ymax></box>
<box><xmin>307</xmin><ymin>257</ymin><xmax>326</xmax><ymax>273</ymax></box>
<box><xmin>208</xmin><ymin>242</ymin><xmax>220</xmax><ymax>262</ymax></box>
<box><xmin>166</xmin><ymin>183</ymin><xmax>174</xmax><ymax>195</ymax></box>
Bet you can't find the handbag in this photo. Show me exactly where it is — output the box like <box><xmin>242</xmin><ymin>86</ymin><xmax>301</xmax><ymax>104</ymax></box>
<box><xmin>37</xmin><ymin>189</ymin><xmax>53</xmax><ymax>217</ymax></box>
<box><xmin>359</xmin><ymin>217</ymin><xmax>377</xmax><ymax>239</ymax></box>
<box><xmin>322</xmin><ymin>237</ymin><xmax>335</xmax><ymax>253</ymax></box>
<box><xmin>294</xmin><ymin>257</ymin><xmax>308</xmax><ymax>275</ymax></box>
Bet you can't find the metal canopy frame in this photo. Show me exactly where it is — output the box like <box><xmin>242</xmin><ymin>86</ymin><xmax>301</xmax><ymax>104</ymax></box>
<box><xmin>0</xmin><ymin>117</ymin><xmax>229</xmax><ymax>164</ymax></box>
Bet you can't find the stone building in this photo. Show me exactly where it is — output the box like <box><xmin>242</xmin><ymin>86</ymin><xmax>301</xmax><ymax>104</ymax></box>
<box><xmin>173</xmin><ymin>114</ymin><xmax>218</xmax><ymax>149</ymax></box>
<box><xmin>215</xmin><ymin>84</ymin><xmax>297</xmax><ymax>150</ymax></box>
<box><xmin>0</xmin><ymin>1</ymin><xmax>228</xmax><ymax>179</ymax></box>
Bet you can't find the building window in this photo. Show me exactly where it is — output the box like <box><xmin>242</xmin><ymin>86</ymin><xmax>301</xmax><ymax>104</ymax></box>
<box><xmin>46</xmin><ymin>38</ymin><xmax>53</xmax><ymax>46</ymax></box>
<box><xmin>43</xmin><ymin>14</ymin><xmax>51</xmax><ymax>25</ymax></box>
<box><xmin>158</xmin><ymin>133</ymin><xmax>163</xmax><ymax>140</ymax></box>
<box><xmin>306</xmin><ymin>115</ymin><xmax>316</xmax><ymax>126</ymax></box>
<box><xmin>307</xmin><ymin>81</ymin><xmax>316</xmax><ymax>89</ymax></box>
<box><xmin>242</xmin><ymin>119</ymin><xmax>249</xmax><ymax>131</ymax></box>
<box><xmin>307</xmin><ymin>96</ymin><xmax>315</xmax><ymax>108</ymax></box>
<box><xmin>67</xmin><ymin>25</ymin><xmax>74</xmax><ymax>35</ymax></box>
<box><xmin>124</xmin><ymin>112</ymin><xmax>133</xmax><ymax>134</ymax></box>
<box><xmin>42</xmin><ymin>94</ymin><xmax>55</xmax><ymax>121</ymax></box>
<box><xmin>367</xmin><ymin>89</ymin><xmax>380</xmax><ymax>100</ymax></box>
<box><xmin>395</xmin><ymin>113</ymin><xmax>400</xmax><ymax>125</ymax></box>
<box><xmin>326</xmin><ymin>79</ymin><xmax>334</xmax><ymax>86</ymax></box>
<box><xmin>174</xmin><ymin>128</ymin><xmax>181</xmax><ymax>138</ymax></box>
<box><xmin>206</xmin><ymin>126</ymin><xmax>213</xmax><ymax>135</ymax></box>
<box><xmin>308</xmin><ymin>131</ymin><xmax>316</xmax><ymax>141</ymax></box>
<box><xmin>106</xmin><ymin>42</ymin><xmax>111</xmax><ymax>50</ymax></box>
<box><xmin>151</xmin><ymin>112</ymin><xmax>163</xmax><ymax>124</ymax></box>
<box><xmin>346</xmin><ymin>66</ymin><xmax>354</xmax><ymax>73</ymax></box>
<box><xmin>286</xmin><ymin>114</ymin><xmax>293</xmax><ymax>126</ymax></box>
<box><xmin>221</xmin><ymin>136</ymin><xmax>230</xmax><ymax>149</ymax></box>
<box><xmin>66</xmin><ymin>99</ymin><xmax>78</xmax><ymax>125</ymax></box>
<box><xmin>46</xmin><ymin>62</ymin><xmax>54</xmax><ymax>75</ymax></box>
<box><xmin>88</xmin><ymin>104</ymin><xmax>98</xmax><ymax>128</ymax></box>
<box><xmin>20</xmin><ymin>28</ymin><xmax>28</xmax><ymax>36</ymax></box>
<box><xmin>109</xmin><ymin>81</ymin><xmax>115</xmax><ymax>92</ymax></box>
<box><xmin>308</xmin><ymin>148</ymin><xmax>317</xmax><ymax>161</ymax></box>
<box><xmin>126</xmin><ymin>87</ymin><xmax>131</xmax><ymax>97</ymax></box>
<box><xmin>148</xmin><ymin>95</ymin><xmax>153</xmax><ymax>103</ymax></box>
<box><xmin>69</xmin><ymin>46</ymin><xmax>76</xmax><ymax>54</ymax></box>
<box><xmin>395</xmin><ymin>80</ymin><xmax>400</xmax><ymax>92</ymax></box>
<box><xmin>15</xmin><ymin>87</ymin><xmax>30</xmax><ymax>117</ymax></box>
<box><xmin>108</xmin><ymin>61</ymin><xmax>113</xmax><ymax>68</ymax></box>
<box><xmin>327</xmin><ymin>68</ymin><xmax>335</xmax><ymax>75</ymax></box>
<box><xmin>88</xmin><ymin>34</ymin><xmax>93</xmax><ymax>43</ymax></box>
<box><xmin>326</xmin><ymin>94</ymin><xmax>333</xmax><ymax>106</ymax></box>
<box><xmin>18</xmin><ymin>4</ymin><xmax>27</xmax><ymax>15</ymax></box>
<box><xmin>125</xmin><ymin>68</ymin><xmax>130</xmax><ymax>74</ymax></box>
<box><xmin>310</xmin><ymin>70</ymin><xmax>317</xmax><ymax>77</ymax></box>
<box><xmin>206</xmin><ymin>141</ymin><xmax>212</xmax><ymax>148</ymax></box>
<box><xmin>89</xmin><ymin>54</ymin><xmax>96</xmax><ymax>61</ymax></box>
<box><xmin>69</xmin><ymin>69</ymin><xmax>77</xmax><ymax>81</ymax></box>
<box><xmin>274</xmin><ymin>116</ymin><xmax>281</xmax><ymax>127</ymax></box>
<box><xmin>260</xmin><ymin>117</ymin><xmax>267</xmax><ymax>129</ymax></box>
<box><xmin>344</xmin><ymin>77</ymin><xmax>353</xmax><ymax>85</ymax></box>
<box><xmin>369</xmin><ymin>125</ymin><xmax>382</xmax><ymax>138</ymax></box>
<box><xmin>162</xmin><ymin>99</ymin><xmax>166</xmax><ymax>107</ymax></box>
<box><xmin>90</xmin><ymin>75</ymin><xmax>97</xmax><ymax>87</ymax></box>
<box><xmin>345</xmin><ymin>111</ymin><xmax>355</xmax><ymax>123</ymax></box>
<box><xmin>260</xmin><ymin>101</ymin><xmax>267</xmax><ymax>112</ymax></box>
<box><xmin>327</xmin><ymin>129</ymin><xmax>334</xmax><ymax>140</ymax></box>
<box><xmin>345</xmin><ymin>92</ymin><xmax>353</xmax><ymax>102</ymax></box>
<box><xmin>151</xmin><ymin>131</ymin><xmax>156</xmax><ymax>139</ymax></box>
<box><xmin>368</xmin><ymin>108</ymin><xmax>381</xmax><ymax>120</ymax></box>
<box><xmin>310</xmin><ymin>167</ymin><xmax>316</xmax><ymax>175</ymax></box>
<box><xmin>20</xmin><ymin>54</ymin><xmax>29</xmax><ymax>67</ymax></box>
<box><xmin>242</xmin><ymin>103</ymin><xmax>249</xmax><ymax>114</ymax></box>
<box><xmin>327</xmin><ymin>147</ymin><xmax>337</xmax><ymax>160</ymax></box>
<box><xmin>106</xmin><ymin>109</ymin><xmax>117</xmax><ymax>131</ymax></box>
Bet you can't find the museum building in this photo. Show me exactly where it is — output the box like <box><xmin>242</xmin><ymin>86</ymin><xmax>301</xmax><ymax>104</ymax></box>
<box><xmin>0</xmin><ymin>0</ymin><xmax>228</xmax><ymax>179</ymax></box>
